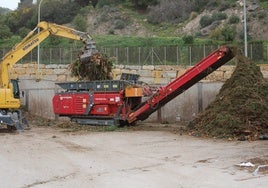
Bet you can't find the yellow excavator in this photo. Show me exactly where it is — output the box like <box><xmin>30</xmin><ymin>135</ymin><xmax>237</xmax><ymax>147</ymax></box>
<box><xmin>0</xmin><ymin>21</ymin><xmax>97</xmax><ymax>130</ymax></box>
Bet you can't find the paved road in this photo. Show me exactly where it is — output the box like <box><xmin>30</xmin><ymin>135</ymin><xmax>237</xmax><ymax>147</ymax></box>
<box><xmin>0</xmin><ymin>126</ymin><xmax>267</xmax><ymax>188</ymax></box>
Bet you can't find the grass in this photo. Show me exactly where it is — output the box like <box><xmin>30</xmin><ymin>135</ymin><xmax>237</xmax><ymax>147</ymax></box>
<box><xmin>94</xmin><ymin>35</ymin><xmax>223</xmax><ymax>47</ymax></box>
<box><xmin>260</xmin><ymin>1</ymin><xmax>268</xmax><ymax>9</ymax></box>
<box><xmin>94</xmin><ymin>35</ymin><xmax>184</xmax><ymax>47</ymax></box>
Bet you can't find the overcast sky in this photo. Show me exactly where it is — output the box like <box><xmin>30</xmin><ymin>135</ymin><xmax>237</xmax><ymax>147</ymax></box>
<box><xmin>0</xmin><ymin>0</ymin><xmax>38</xmax><ymax>10</ymax></box>
<box><xmin>0</xmin><ymin>0</ymin><xmax>20</xmax><ymax>10</ymax></box>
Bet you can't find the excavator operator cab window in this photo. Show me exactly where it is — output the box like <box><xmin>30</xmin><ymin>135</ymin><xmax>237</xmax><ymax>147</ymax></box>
<box><xmin>11</xmin><ymin>79</ymin><xmax>20</xmax><ymax>99</ymax></box>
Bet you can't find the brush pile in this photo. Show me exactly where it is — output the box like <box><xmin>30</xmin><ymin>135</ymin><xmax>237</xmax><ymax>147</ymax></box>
<box><xmin>188</xmin><ymin>50</ymin><xmax>268</xmax><ymax>141</ymax></box>
<box><xmin>69</xmin><ymin>52</ymin><xmax>113</xmax><ymax>80</ymax></box>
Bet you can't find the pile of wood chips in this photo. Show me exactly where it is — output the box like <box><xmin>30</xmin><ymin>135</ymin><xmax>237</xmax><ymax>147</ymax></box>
<box><xmin>188</xmin><ymin>49</ymin><xmax>268</xmax><ymax>141</ymax></box>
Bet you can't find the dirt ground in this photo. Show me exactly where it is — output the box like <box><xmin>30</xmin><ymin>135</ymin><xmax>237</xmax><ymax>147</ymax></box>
<box><xmin>0</xmin><ymin>124</ymin><xmax>268</xmax><ymax>188</ymax></box>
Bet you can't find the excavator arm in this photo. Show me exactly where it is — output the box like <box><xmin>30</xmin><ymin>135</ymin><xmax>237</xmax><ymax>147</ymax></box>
<box><xmin>0</xmin><ymin>21</ymin><xmax>96</xmax><ymax>89</ymax></box>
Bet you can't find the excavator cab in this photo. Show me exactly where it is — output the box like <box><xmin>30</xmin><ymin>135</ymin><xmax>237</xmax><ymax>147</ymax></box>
<box><xmin>11</xmin><ymin>79</ymin><xmax>20</xmax><ymax>99</ymax></box>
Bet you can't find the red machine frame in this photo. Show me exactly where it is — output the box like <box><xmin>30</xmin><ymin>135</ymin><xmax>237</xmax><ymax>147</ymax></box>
<box><xmin>53</xmin><ymin>46</ymin><xmax>234</xmax><ymax>126</ymax></box>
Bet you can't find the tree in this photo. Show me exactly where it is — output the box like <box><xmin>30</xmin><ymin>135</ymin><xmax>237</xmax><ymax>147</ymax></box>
<box><xmin>73</xmin><ymin>14</ymin><xmax>87</xmax><ymax>31</ymax></box>
<box><xmin>75</xmin><ymin>0</ymin><xmax>90</xmax><ymax>7</ymax></box>
<box><xmin>5</xmin><ymin>11</ymin><xmax>20</xmax><ymax>33</ymax></box>
<box><xmin>97</xmin><ymin>0</ymin><xmax>124</xmax><ymax>8</ymax></box>
<box><xmin>41</xmin><ymin>0</ymin><xmax>80</xmax><ymax>24</ymax></box>
<box><xmin>0</xmin><ymin>7</ymin><xmax>11</xmax><ymax>15</ymax></box>
<box><xmin>5</xmin><ymin>7</ymin><xmax>35</xmax><ymax>34</ymax></box>
<box><xmin>199</xmin><ymin>15</ymin><xmax>213</xmax><ymax>28</ymax></box>
<box><xmin>192</xmin><ymin>0</ymin><xmax>209</xmax><ymax>12</ymax></box>
<box><xmin>130</xmin><ymin>0</ymin><xmax>158</xmax><ymax>10</ymax></box>
<box><xmin>0</xmin><ymin>25</ymin><xmax>12</xmax><ymax>39</ymax></box>
<box><xmin>91</xmin><ymin>0</ymin><xmax>98</xmax><ymax>8</ymax></box>
<box><xmin>18</xmin><ymin>0</ymin><xmax>33</xmax><ymax>9</ymax></box>
<box><xmin>18</xmin><ymin>27</ymin><xmax>31</xmax><ymax>38</ymax></box>
<box><xmin>221</xmin><ymin>26</ymin><xmax>236</xmax><ymax>41</ymax></box>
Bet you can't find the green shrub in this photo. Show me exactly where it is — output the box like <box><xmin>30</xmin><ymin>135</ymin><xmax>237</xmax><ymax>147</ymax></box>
<box><xmin>108</xmin><ymin>29</ymin><xmax>115</xmax><ymax>34</ymax></box>
<box><xmin>79</xmin><ymin>6</ymin><xmax>93</xmax><ymax>15</ymax></box>
<box><xmin>97</xmin><ymin>0</ymin><xmax>123</xmax><ymax>8</ymax></box>
<box><xmin>228</xmin><ymin>14</ymin><xmax>240</xmax><ymax>24</ymax></box>
<box><xmin>114</xmin><ymin>19</ymin><xmax>126</xmax><ymax>29</ymax></box>
<box><xmin>200</xmin><ymin>15</ymin><xmax>213</xmax><ymax>28</ymax></box>
<box><xmin>212</xmin><ymin>12</ymin><xmax>227</xmax><ymax>21</ymax></box>
<box><xmin>97</xmin><ymin>0</ymin><xmax>112</xmax><ymax>7</ymax></box>
<box><xmin>193</xmin><ymin>0</ymin><xmax>210</xmax><ymax>12</ymax></box>
<box><xmin>73</xmin><ymin>14</ymin><xmax>87</xmax><ymax>32</ymax></box>
<box><xmin>0</xmin><ymin>25</ymin><xmax>12</xmax><ymax>39</ymax></box>
<box><xmin>18</xmin><ymin>27</ymin><xmax>31</xmax><ymax>38</ymax></box>
<box><xmin>260</xmin><ymin>0</ymin><xmax>268</xmax><ymax>8</ymax></box>
<box><xmin>258</xmin><ymin>11</ymin><xmax>266</xmax><ymax>19</ymax></box>
<box><xmin>219</xmin><ymin>2</ymin><xmax>232</xmax><ymax>11</ymax></box>
<box><xmin>0</xmin><ymin>35</ymin><xmax>21</xmax><ymax>47</ymax></box>
<box><xmin>221</xmin><ymin>26</ymin><xmax>236</xmax><ymax>41</ymax></box>
<box><xmin>209</xmin><ymin>28</ymin><xmax>222</xmax><ymax>40</ymax></box>
<box><xmin>182</xmin><ymin>35</ymin><xmax>194</xmax><ymax>44</ymax></box>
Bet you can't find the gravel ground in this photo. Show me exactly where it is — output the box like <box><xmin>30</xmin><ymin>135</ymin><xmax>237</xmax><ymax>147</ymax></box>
<box><xmin>0</xmin><ymin>125</ymin><xmax>267</xmax><ymax>188</ymax></box>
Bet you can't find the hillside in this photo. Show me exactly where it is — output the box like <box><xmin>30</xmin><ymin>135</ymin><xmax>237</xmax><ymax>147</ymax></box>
<box><xmin>84</xmin><ymin>0</ymin><xmax>267</xmax><ymax>41</ymax></box>
<box><xmin>0</xmin><ymin>0</ymin><xmax>267</xmax><ymax>46</ymax></box>
<box><xmin>0</xmin><ymin>7</ymin><xmax>11</xmax><ymax>15</ymax></box>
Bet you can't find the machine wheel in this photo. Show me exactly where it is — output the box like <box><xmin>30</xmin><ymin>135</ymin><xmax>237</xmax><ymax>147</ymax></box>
<box><xmin>12</xmin><ymin>111</ymin><xmax>29</xmax><ymax>130</ymax></box>
<box><xmin>7</xmin><ymin>125</ymin><xmax>16</xmax><ymax>131</ymax></box>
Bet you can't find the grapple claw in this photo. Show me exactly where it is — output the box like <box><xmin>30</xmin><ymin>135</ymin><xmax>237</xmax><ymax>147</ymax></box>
<box><xmin>80</xmin><ymin>51</ymin><xmax>92</xmax><ymax>63</ymax></box>
<box><xmin>79</xmin><ymin>39</ymin><xmax>97</xmax><ymax>63</ymax></box>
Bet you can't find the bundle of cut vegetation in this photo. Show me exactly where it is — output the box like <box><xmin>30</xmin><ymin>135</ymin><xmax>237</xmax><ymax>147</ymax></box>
<box><xmin>69</xmin><ymin>53</ymin><xmax>113</xmax><ymax>81</ymax></box>
<box><xmin>188</xmin><ymin>50</ymin><xmax>268</xmax><ymax>141</ymax></box>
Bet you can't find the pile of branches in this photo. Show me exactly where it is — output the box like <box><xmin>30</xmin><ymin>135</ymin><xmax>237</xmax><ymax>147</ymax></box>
<box><xmin>69</xmin><ymin>52</ymin><xmax>113</xmax><ymax>81</ymax></box>
<box><xmin>188</xmin><ymin>51</ymin><xmax>268</xmax><ymax>141</ymax></box>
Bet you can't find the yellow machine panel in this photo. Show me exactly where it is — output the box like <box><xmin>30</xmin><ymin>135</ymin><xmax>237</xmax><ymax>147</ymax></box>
<box><xmin>125</xmin><ymin>87</ymin><xmax>143</xmax><ymax>97</ymax></box>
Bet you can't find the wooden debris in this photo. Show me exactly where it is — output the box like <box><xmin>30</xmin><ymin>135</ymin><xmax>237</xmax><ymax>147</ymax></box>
<box><xmin>69</xmin><ymin>52</ymin><xmax>113</xmax><ymax>81</ymax></box>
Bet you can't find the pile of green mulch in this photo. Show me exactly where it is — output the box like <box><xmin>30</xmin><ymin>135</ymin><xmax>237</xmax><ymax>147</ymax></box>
<box><xmin>188</xmin><ymin>51</ymin><xmax>268</xmax><ymax>140</ymax></box>
<box><xmin>69</xmin><ymin>52</ymin><xmax>113</xmax><ymax>81</ymax></box>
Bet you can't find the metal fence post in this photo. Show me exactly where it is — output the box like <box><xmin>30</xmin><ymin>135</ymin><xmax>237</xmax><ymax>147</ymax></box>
<box><xmin>189</xmin><ymin>46</ymin><xmax>192</xmax><ymax>66</ymax></box>
<box><xmin>139</xmin><ymin>47</ymin><xmax>141</xmax><ymax>66</ymax></box>
<box><xmin>267</xmin><ymin>45</ymin><xmax>268</xmax><ymax>60</ymax></box>
<box><xmin>70</xmin><ymin>47</ymin><xmax>72</xmax><ymax>64</ymax></box>
<box><xmin>151</xmin><ymin>47</ymin><xmax>154</xmax><ymax>65</ymax></box>
<box><xmin>60</xmin><ymin>48</ymin><xmax>62</xmax><ymax>64</ymax></box>
<box><xmin>116</xmin><ymin>47</ymin><xmax>118</xmax><ymax>64</ymax></box>
<box><xmin>50</xmin><ymin>48</ymin><xmax>52</xmax><ymax>64</ymax></box>
<box><xmin>126</xmin><ymin>47</ymin><xmax>129</xmax><ymax>65</ymax></box>
<box><xmin>203</xmin><ymin>44</ymin><xmax>206</xmax><ymax>58</ymax></box>
<box><xmin>250</xmin><ymin>43</ymin><xmax>253</xmax><ymax>59</ymax></box>
<box><xmin>176</xmin><ymin>46</ymin><xmax>179</xmax><ymax>65</ymax></box>
<box><xmin>164</xmin><ymin>46</ymin><xmax>167</xmax><ymax>66</ymax></box>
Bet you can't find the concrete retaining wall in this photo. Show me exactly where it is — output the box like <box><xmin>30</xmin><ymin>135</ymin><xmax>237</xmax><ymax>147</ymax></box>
<box><xmin>11</xmin><ymin>63</ymin><xmax>268</xmax><ymax>123</ymax></box>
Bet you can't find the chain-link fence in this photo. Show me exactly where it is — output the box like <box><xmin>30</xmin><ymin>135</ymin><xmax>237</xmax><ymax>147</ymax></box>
<box><xmin>1</xmin><ymin>43</ymin><xmax>267</xmax><ymax>66</ymax></box>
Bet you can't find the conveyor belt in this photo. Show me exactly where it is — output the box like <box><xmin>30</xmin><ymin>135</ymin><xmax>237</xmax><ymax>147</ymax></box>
<box><xmin>127</xmin><ymin>46</ymin><xmax>235</xmax><ymax>123</ymax></box>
